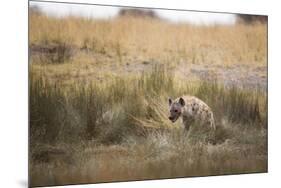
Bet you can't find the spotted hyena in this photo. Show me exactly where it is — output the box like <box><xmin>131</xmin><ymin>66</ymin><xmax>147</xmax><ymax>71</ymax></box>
<box><xmin>168</xmin><ymin>95</ymin><xmax>215</xmax><ymax>132</ymax></box>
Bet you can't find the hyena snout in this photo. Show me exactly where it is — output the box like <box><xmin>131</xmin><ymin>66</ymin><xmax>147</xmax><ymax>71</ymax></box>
<box><xmin>168</xmin><ymin>115</ymin><xmax>179</xmax><ymax>123</ymax></box>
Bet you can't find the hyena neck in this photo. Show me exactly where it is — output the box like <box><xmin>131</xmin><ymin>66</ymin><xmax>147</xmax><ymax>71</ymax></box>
<box><xmin>181</xmin><ymin>105</ymin><xmax>187</xmax><ymax>114</ymax></box>
<box><xmin>181</xmin><ymin>106</ymin><xmax>190</xmax><ymax>119</ymax></box>
<box><xmin>181</xmin><ymin>113</ymin><xmax>187</xmax><ymax>119</ymax></box>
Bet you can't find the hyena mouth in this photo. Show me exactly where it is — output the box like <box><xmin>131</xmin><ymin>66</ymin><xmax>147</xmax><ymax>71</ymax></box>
<box><xmin>169</xmin><ymin>117</ymin><xmax>177</xmax><ymax>123</ymax></box>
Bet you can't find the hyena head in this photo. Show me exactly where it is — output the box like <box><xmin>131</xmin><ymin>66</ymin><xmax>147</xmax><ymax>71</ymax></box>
<box><xmin>168</xmin><ymin>97</ymin><xmax>185</xmax><ymax>123</ymax></box>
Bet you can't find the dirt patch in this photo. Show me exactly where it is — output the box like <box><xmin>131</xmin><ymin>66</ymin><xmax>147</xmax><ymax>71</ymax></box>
<box><xmin>175</xmin><ymin>63</ymin><xmax>267</xmax><ymax>90</ymax></box>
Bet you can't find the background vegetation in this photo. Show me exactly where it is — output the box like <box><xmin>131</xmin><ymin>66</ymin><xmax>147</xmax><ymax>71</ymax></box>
<box><xmin>29</xmin><ymin>7</ymin><xmax>267</xmax><ymax>187</ymax></box>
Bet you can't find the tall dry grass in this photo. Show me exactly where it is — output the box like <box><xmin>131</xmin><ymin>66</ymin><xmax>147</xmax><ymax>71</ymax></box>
<box><xmin>29</xmin><ymin>13</ymin><xmax>267</xmax><ymax>66</ymax></box>
<box><xmin>29</xmin><ymin>10</ymin><xmax>267</xmax><ymax>187</ymax></box>
<box><xmin>30</xmin><ymin>65</ymin><xmax>267</xmax><ymax>187</ymax></box>
<box><xmin>30</xmin><ymin>64</ymin><xmax>266</xmax><ymax>144</ymax></box>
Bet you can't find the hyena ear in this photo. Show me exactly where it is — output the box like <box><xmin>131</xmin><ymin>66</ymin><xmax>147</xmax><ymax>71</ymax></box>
<box><xmin>179</xmin><ymin>97</ymin><xmax>185</xmax><ymax>107</ymax></box>
<box><xmin>168</xmin><ymin>98</ymin><xmax>173</xmax><ymax>106</ymax></box>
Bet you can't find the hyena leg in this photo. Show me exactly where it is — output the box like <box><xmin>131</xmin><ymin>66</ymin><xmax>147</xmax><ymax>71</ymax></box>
<box><xmin>183</xmin><ymin>119</ymin><xmax>193</xmax><ymax>132</ymax></box>
<box><xmin>207</xmin><ymin>114</ymin><xmax>216</xmax><ymax>144</ymax></box>
<box><xmin>209</xmin><ymin>113</ymin><xmax>216</xmax><ymax>130</ymax></box>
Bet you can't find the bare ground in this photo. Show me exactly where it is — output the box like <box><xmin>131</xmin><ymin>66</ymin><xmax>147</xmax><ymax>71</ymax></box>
<box><xmin>30</xmin><ymin>46</ymin><xmax>267</xmax><ymax>90</ymax></box>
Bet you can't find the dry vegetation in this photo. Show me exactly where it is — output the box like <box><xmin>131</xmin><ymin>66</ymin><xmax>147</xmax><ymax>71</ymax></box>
<box><xmin>29</xmin><ymin>8</ymin><xmax>267</xmax><ymax>187</ymax></box>
<box><xmin>29</xmin><ymin>11</ymin><xmax>267</xmax><ymax>86</ymax></box>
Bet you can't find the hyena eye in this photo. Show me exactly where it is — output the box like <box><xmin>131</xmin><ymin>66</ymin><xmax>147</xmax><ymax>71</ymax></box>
<box><xmin>174</xmin><ymin>110</ymin><xmax>178</xmax><ymax>113</ymax></box>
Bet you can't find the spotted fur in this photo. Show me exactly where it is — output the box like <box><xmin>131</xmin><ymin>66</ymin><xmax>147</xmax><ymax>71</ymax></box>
<box><xmin>168</xmin><ymin>95</ymin><xmax>215</xmax><ymax>131</ymax></box>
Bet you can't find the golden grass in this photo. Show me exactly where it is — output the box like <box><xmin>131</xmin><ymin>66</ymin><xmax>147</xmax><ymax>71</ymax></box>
<box><xmin>29</xmin><ymin>65</ymin><xmax>267</xmax><ymax>187</ymax></box>
<box><xmin>30</xmin><ymin>13</ymin><xmax>267</xmax><ymax>67</ymax></box>
<box><xmin>29</xmin><ymin>11</ymin><xmax>267</xmax><ymax>187</ymax></box>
